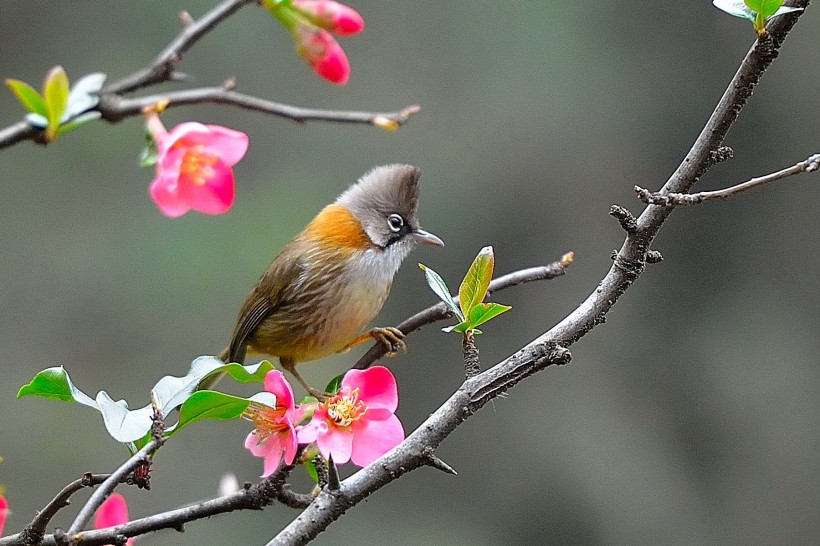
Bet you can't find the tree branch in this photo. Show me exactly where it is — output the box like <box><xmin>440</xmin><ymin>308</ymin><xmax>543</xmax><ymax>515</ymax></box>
<box><xmin>96</xmin><ymin>87</ymin><xmax>420</xmax><ymax>127</ymax></box>
<box><xmin>635</xmin><ymin>152</ymin><xmax>820</xmax><ymax>206</ymax></box>
<box><xmin>65</xmin><ymin>436</ymin><xmax>164</xmax><ymax>538</ymax></box>
<box><xmin>103</xmin><ymin>0</ymin><xmax>258</xmax><ymax>95</ymax></box>
<box><xmin>14</xmin><ymin>474</ymin><xmax>109</xmax><ymax>545</ymax></box>
<box><xmin>265</xmin><ymin>3</ymin><xmax>811</xmax><ymax>543</ymax></box>
<box><xmin>0</xmin><ymin>0</ymin><xmax>418</xmax><ymax>150</ymax></box>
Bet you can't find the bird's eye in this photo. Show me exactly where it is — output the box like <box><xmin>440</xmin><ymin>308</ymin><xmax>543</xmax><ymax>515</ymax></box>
<box><xmin>387</xmin><ymin>214</ymin><xmax>404</xmax><ymax>232</ymax></box>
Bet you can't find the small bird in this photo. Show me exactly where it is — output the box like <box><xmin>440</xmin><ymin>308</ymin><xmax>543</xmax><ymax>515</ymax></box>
<box><xmin>217</xmin><ymin>164</ymin><xmax>443</xmax><ymax>398</ymax></box>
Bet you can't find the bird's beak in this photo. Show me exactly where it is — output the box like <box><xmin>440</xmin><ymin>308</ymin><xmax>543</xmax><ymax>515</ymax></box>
<box><xmin>413</xmin><ymin>228</ymin><xmax>445</xmax><ymax>247</ymax></box>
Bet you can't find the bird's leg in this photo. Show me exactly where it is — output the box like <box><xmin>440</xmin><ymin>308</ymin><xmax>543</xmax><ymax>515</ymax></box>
<box><xmin>343</xmin><ymin>327</ymin><xmax>407</xmax><ymax>356</ymax></box>
<box><xmin>280</xmin><ymin>358</ymin><xmax>330</xmax><ymax>401</ymax></box>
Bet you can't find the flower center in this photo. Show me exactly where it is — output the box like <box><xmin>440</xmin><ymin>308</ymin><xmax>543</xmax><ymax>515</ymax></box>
<box><xmin>178</xmin><ymin>144</ymin><xmax>218</xmax><ymax>185</ymax></box>
<box><xmin>243</xmin><ymin>402</ymin><xmax>289</xmax><ymax>440</ymax></box>
<box><xmin>325</xmin><ymin>387</ymin><xmax>367</xmax><ymax>427</ymax></box>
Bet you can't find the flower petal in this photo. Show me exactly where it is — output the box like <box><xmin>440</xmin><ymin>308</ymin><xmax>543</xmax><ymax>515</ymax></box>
<box><xmin>202</xmin><ymin>125</ymin><xmax>249</xmax><ymax>166</ymax></box>
<box><xmin>94</xmin><ymin>493</ymin><xmax>129</xmax><ymax>529</ymax></box>
<box><xmin>0</xmin><ymin>496</ymin><xmax>8</xmax><ymax>537</ymax></box>
<box><xmin>350</xmin><ymin>413</ymin><xmax>404</xmax><ymax>467</ymax></box>
<box><xmin>179</xmin><ymin>158</ymin><xmax>236</xmax><ymax>215</ymax></box>
<box><xmin>342</xmin><ymin>366</ymin><xmax>398</xmax><ymax>412</ymax></box>
<box><xmin>317</xmin><ymin>426</ymin><xmax>354</xmax><ymax>464</ymax></box>
<box><xmin>159</xmin><ymin>122</ymin><xmax>211</xmax><ymax>153</ymax></box>
<box><xmin>264</xmin><ymin>370</ymin><xmax>296</xmax><ymax>417</ymax></box>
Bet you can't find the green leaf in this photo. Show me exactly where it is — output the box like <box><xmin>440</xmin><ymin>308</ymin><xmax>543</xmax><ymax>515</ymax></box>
<box><xmin>56</xmin><ymin>111</ymin><xmax>101</xmax><ymax>136</ymax></box>
<box><xmin>325</xmin><ymin>374</ymin><xmax>344</xmax><ymax>395</ymax></box>
<box><xmin>419</xmin><ymin>263</ymin><xmax>463</xmax><ymax>320</ymax></box>
<box><xmin>467</xmin><ymin>302</ymin><xmax>512</xmax><ymax>329</ymax></box>
<box><xmin>18</xmin><ymin>357</ymin><xmax>278</xmax><ymax>445</ymax></box>
<box><xmin>5</xmin><ymin>79</ymin><xmax>48</xmax><ymax>117</ymax></box>
<box><xmin>305</xmin><ymin>458</ymin><xmax>319</xmax><ymax>483</ymax></box>
<box><xmin>168</xmin><ymin>391</ymin><xmax>276</xmax><ymax>438</ymax></box>
<box><xmin>444</xmin><ymin>321</ymin><xmax>469</xmax><ymax>334</ymax></box>
<box><xmin>140</xmin><ymin>131</ymin><xmax>159</xmax><ymax>168</ymax></box>
<box><xmin>94</xmin><ymin>391</ymin><xmax>155</xmax><ymax>443</ymax></box>
<box><xmin>18</xmin><ymin>366</ymin><xmax>96</xmax><ymax>406</ymax></box>
<box><xmin>714</xmin><ymin>0</ymin><xmax>801</xmax><ymax>26</ymax></box>
<box><xmin>458</xmin><ymin>246</ymin><xmax>494</xmax><ymax>317</ymax></box>
<box><xmin>43</xmin><ymin>66</ymin><xmax>70</xmax><ymax>141</ymax></box>
<box><xmin>745</xmin><ymin>0</ymin><xmax>783</xmax><ymax>18</ymax></box>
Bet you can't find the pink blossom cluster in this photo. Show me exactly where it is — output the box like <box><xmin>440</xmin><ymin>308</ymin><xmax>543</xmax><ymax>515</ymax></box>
<box><xmin>264</xmin><ymin>0</ymin><xmax>365</xmax><ymax>84</ymax></box>
<box><xmin>244</xmin><ymin>366</ymin><xmax>405</xmax><ymax>476</ymax></box>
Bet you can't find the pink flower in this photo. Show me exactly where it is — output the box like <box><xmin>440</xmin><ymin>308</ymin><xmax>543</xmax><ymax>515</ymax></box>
<box><xmin>94</xmin><ymin>493</ymin><xmax>134</xmax><ymax>545</ymax></box>
<box><xmin>0</xmin><ymin>495</ymin><xmax>8</xmax><ymax>537</ymax></box>
<box><xmin>297</xmin><ymin>366</ymin><xmax>405</xmax><ymax>467</ymax></box>
<box><xmin>291</xmin><ymin>0</ymin><xmax>365</xmax><ymax>35</ymax></box>
<box><xmin>293</xmin><ymin>23</ymin><xmax>351</xmax><ymax>85</ymax></box>
<box><xmin>244</xmin><ymin>370</ymin><xmax>300</xmax><ymax>477</ymax></box>
<box><xmin>146</xmin><ymin>115</ymin><xmax>248</xmax><ymax>217</ymax></box>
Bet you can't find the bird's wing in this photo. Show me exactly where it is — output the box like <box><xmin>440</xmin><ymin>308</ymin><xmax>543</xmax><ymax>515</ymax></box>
<box><xmin>227</xmin><ymin>246</ymin><xmax>305</xmax><ymax>363</ymax></box>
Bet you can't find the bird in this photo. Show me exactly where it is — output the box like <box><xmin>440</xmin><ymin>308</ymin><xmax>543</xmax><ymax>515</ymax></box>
<box><xmin>216</xmin><ymin>164</ymin><xmax>443</xmax><ymax>398</ymax></box>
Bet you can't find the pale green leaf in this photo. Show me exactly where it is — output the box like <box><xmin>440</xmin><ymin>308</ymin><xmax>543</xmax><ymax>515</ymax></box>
<box><xmin>419</xmin><ymin>263</ymin><xmax>463</xmax><ymax>320</ymax></box>
<box><xmin>43</xmin><ymin>66</ymin><xmax>70</xmax><ymax>140</ymax></box>
<box><xmin>5</xmin><ymin>78</ymin><xmax>48</xmax><ymax>117</ymax></box>
<box><xmin>458</xmin><ymin>246</ymin><xmax>494</xmax><ymax>317</ymax></box>
<box><xmin>468</xmin><ymin>302</ymin><xmax>512</xmax><ymax>329</ymax></box>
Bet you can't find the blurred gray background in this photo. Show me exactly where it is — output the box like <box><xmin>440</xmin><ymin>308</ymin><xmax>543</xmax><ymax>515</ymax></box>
<box><xmin>1</xmin><ymin>1</ymin><xmax>818</xmax><ymax>544</ymax></box>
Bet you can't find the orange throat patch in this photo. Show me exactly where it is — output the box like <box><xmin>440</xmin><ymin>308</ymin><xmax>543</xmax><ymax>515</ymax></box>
<box><xmin>303</xmin><ymin>203</ymin><xmax>373</xmax><ymax>251</ymax></box>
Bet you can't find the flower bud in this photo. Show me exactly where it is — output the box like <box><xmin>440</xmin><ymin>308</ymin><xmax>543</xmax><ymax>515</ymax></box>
<box><xmin>294</xmin><ymin>23</ymin><xmax>351</xmax><ymax>84</ymax></box>
<box><xmin>291</xmin><ymin>0</ymin><xmax>364</xmax><ymax>35</ymax></box>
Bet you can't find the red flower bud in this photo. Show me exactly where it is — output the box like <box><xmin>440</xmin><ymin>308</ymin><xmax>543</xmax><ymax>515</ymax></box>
<box><xmin>291</xmin><ymin>0</ymin><xmax>364</xmax><ymax>36</ymax></box>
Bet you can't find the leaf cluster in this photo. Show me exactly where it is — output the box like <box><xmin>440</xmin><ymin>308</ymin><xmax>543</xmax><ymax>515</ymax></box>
<box><xmin>18</xmin><ymin>357</ymin><xmax>277</xmax><ymax>453</ymax></box>
<box><xmin>5</xmin><ymin>66</ymin><xmax>105</xmax><ymax>141</ymax></box>
<box><xmin>420</xmin><ymin>246</ymin><xmax>511</xmax><ymax>336</ymax></box>
<box><xmin>713</xmin><ymin>0</ymin><xmax>803</xmax><ymax>34</ymax></box>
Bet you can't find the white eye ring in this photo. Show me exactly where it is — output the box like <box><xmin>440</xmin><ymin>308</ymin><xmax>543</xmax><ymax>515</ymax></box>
<box><xmin>387</xmin><ymin>214</ymin><xmax>404</xmax><ymax>232</ymax></box>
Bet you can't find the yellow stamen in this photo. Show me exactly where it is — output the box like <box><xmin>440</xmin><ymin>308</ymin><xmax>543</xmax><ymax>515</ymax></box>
<box><xmin>324</xmin><ymin>387</ymin><xmax>367</xmax><ymax>428</ymax></box>
<box><xmin>177</xmin><ymin>144</ymin><xmax>219</xmax><ymax>185</ymax></box>
<box><xmin>243</xmin><ymin>402</ymin><xmax>288</xmax><ymax>441</ymax></box>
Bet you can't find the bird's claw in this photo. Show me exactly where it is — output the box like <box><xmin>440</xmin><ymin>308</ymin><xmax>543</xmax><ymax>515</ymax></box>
<box><xmin>371</xmin><ymin>327</ymin><xmax>407</xmax><ymax>356</ymax></box>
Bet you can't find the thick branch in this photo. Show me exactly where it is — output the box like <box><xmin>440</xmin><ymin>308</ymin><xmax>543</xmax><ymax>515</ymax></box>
<box><xmin>268</xmin><ymin>3</ymin><xmax>810</xmax><ymax>543</ymax></box>
<box><xmin>635</xmin><ymin>152</ymin><xmax>820</xmax><ymax>206</ymax></box>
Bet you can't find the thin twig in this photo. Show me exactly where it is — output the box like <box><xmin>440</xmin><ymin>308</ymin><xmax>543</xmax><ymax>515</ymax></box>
<box><xmin>66</xmin><ymin>437</ymin><xmax>164</xmax><ymax>536</ymax></box>
<box><xmin>14</xmin><ymin>474</ymin><xmax>109</xmax><ymax>544</ymax></box>
<box><xmin>635</xmin><ymin>152</ymin><xmax>820</xmax><ymax>207</ymax></box>
<box><xmin>104</xmin><ymin>0</ymin><xmax>257</xmax><ymax>95</ymax></box>
<box><xmin>97</xmin><ymin>88</ymin><xmax>421</xmax><ymax>127</ymax></box>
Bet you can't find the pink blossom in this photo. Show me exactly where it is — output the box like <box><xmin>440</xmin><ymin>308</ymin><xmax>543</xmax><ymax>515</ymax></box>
<box><xmin>147</xmin><ymin>116</ymin><xmax>248</xmax><ymax>217</ymax></box>
<box><xmin>291</xmin><ymin>0</ymin><xmax>365</xmax><ymax>36</ymax></box>
<box><xmin>297</xmin><ymin>366</ymin><xmax>404</xmax><ymax>467</ymax></box>
<box><xmin>293</xmin><ymin>23</ymin><xmax>351</xmax><ymax>84</ymax></box>
<box><xmin>244</xmin><ymin>370</ymin><xmax>300</xmax><ymax>477</ymax></box>
<box><xmin>0</xmin><ymin>495</ymin><xmax>7</xmax><ymax>537</ymax></box>
<box><xmin>94</xmin><ymin>493</ymin><xmax>134</xmax><ymax>545</ymax></box>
